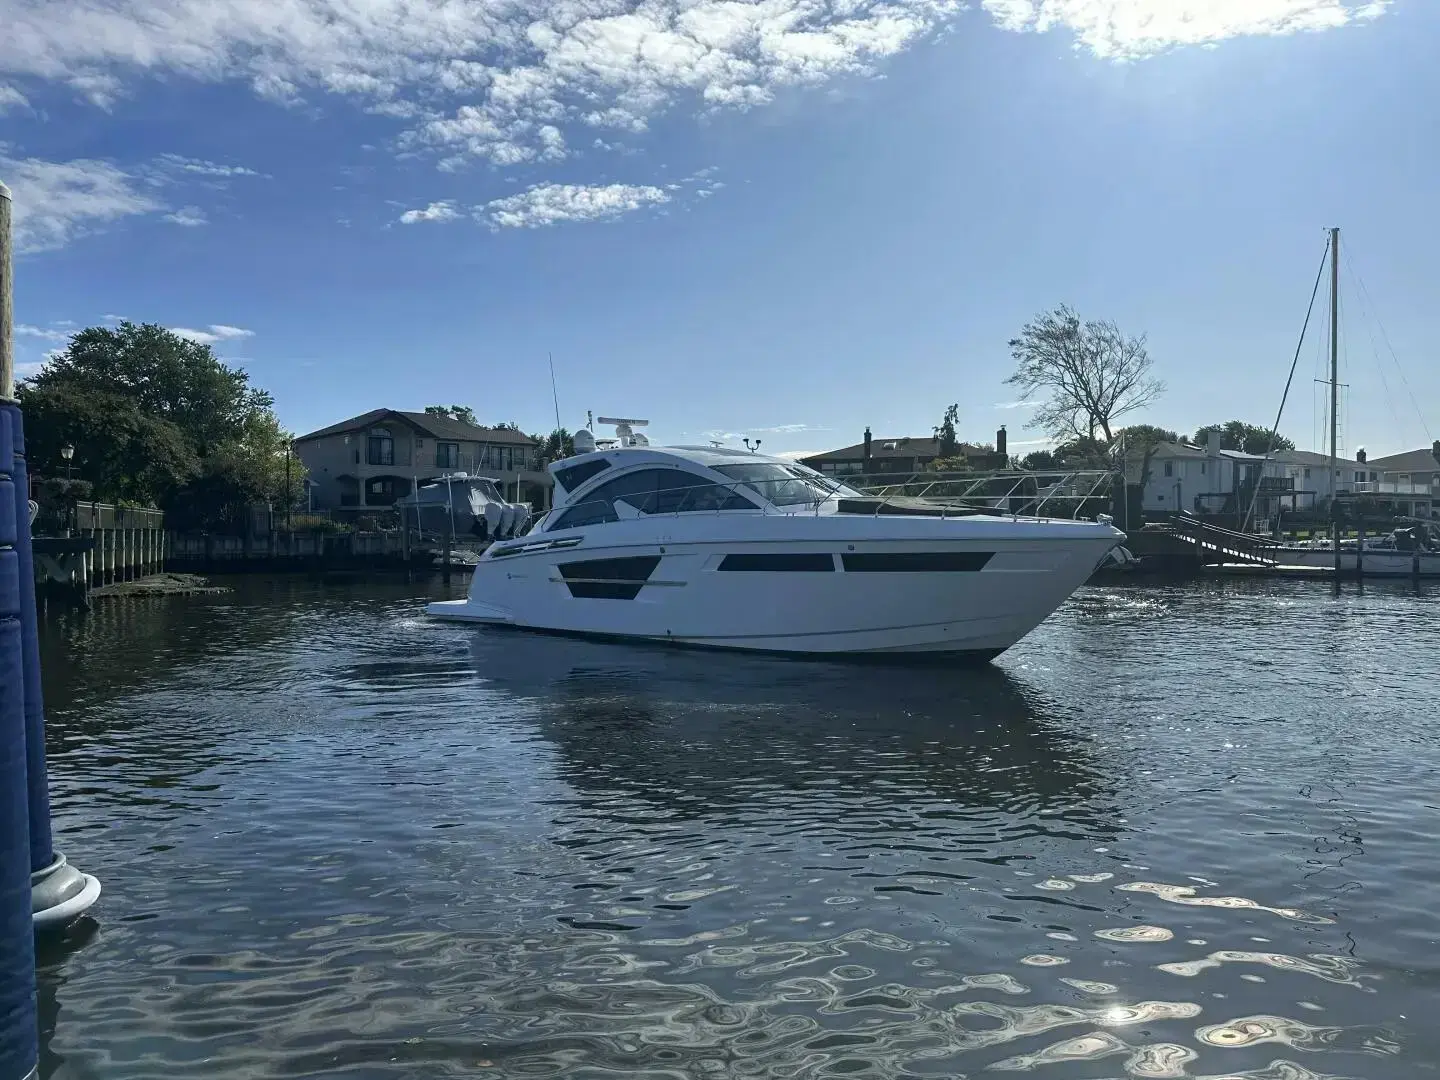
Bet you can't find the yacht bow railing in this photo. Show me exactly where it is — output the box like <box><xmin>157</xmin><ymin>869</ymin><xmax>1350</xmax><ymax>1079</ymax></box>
<box><xmin>852</xmin><ymin>469</ymin><xmax>1121</xmax><ymax>521</ymax></box>
<box><xmin>524</xmin><ymin>468</ymin><xmax>1120</xmax><ymax>535</ymax></box>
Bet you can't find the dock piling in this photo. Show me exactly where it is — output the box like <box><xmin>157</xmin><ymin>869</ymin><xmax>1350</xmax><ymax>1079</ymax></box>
<box><xmin>1</xmin><ymin>177</ymin><xmax>40</xmax><ymax>1080</ymax></box>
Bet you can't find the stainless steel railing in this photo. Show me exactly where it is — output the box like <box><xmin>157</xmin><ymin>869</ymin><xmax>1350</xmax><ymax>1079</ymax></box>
<box><xmin>530</xmin><ymin>469</ymin><xmax>1119</xmax><ymax>533</ymax></box>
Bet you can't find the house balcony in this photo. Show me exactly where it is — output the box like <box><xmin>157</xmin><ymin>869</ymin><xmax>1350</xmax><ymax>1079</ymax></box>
<box><xmin>1352</xmin><ymin>481</ymin><xmax>1440</xmax><ymax>497</ymax></box>
<box><xmin>353</xmin><ymin>450</ymin><xmax>538</xmax><ymax>475</ymax></box>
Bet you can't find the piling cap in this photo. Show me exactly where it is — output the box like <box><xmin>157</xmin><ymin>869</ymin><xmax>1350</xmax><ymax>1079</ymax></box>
<box><xmin>0</xmin><ymin>179</ymin><xmax>10</xmax><ymax>200</ymax></box>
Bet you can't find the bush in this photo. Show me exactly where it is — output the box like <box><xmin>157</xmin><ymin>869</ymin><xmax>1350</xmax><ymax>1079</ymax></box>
<box><xmin>36</xmin><ymin>477</ymin><xmax>94</xmax><ymax>507</ymax></box>
<box><xmin>281</xmin><ymin>514</ymin><xmax>348</xmax><ymax>534</ymax></box>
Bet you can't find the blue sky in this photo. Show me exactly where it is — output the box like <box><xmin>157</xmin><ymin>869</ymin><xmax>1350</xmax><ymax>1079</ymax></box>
<box><xmin>3</xmin><ymin>0</ymin><xmax>1435</xmax><ymax>459</ymax></box>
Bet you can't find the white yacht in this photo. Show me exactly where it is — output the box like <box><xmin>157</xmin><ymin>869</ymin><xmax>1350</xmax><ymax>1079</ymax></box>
<box><xmin>427</xmin><ymin>421</ymin><xmax>1123</xmax><ymax>659</ymax></box>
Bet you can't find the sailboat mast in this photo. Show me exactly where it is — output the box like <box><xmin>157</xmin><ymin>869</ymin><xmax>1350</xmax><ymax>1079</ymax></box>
<box><xmin>1329</xmin><ymin>227</ymin><xmax>1341</xmax><ymax>575</ymax></box>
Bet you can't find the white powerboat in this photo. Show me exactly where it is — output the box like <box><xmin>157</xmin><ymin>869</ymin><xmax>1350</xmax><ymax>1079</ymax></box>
<box><xmin>427</xmin><ymin>423</ymin><xmax>1123</xmax><ymax>659</ymax></box>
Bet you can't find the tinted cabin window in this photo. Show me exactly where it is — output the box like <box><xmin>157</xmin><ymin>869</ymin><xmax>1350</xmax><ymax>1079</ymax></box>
<box><xmin>713</xmin><ymin>463</ymin><xmax>829</xmax><ymax>506</ymax></box>
<box><xmin>551</xmin><ymin>468</ymin><xmax>751</xmax><ymax>530</ymax></box>
<box><xmin>554</xmin><ymin>458</ymin><xmax>611</xmax><ymax>494</ymax></box>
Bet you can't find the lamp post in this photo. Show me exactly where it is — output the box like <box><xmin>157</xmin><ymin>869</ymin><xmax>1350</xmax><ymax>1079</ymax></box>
<box><xmin>60</xmin><ymin>445</ymin><xmax>75</xmax><ymax>537</ymax></box>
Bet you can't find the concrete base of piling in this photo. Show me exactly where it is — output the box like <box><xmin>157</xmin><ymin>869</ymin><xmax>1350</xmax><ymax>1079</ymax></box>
<box><xmin>32</xmin><ymin>852</ymin><xmax>100</xmax><ymax>933</ymax></box>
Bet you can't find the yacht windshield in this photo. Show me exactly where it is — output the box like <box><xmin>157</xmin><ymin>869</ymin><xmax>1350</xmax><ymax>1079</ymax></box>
<box><xmin>784</xmin><ymin>464</ymin><xmax>862</xmax><ymax>499</ymax></box>
<box><xmin>713</xmin><ymin>463</ymin><xmax>853</xmax><ymax>506</ymax></box>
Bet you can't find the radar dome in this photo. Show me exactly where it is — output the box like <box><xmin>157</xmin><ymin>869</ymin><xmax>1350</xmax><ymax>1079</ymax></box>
<box><xmin>573</xmin><ymin>429</ymin><xmax>597</xmax><ymax>454</ymax></box>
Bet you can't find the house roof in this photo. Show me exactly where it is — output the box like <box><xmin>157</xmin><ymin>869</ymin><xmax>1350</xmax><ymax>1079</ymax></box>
<box><xmin>1141</xmin><ymin>441</ymin><xmax>1268</xmax><ymax>462</ymax></box>
<box><xmin>801</xmin><ymin>437</ymin><xmax>994</xmax><ymax>463</ymax></box>
<box><xmin>1270</xmin><ymin>449</ymin><xmax>1337</xmax><ymax>467</ymax></box>
<box><xmin>1364</xmin><ymin>447</ymin><xmax>1440</xmax><ymax>473</ymax></box>
<box><xmin>295</xmin><ymin>409</ymin><xmax>537</xmax><ymax>445</ymax></box>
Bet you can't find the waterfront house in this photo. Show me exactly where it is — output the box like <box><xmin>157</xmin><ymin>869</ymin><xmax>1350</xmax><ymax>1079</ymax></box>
<box><xmin>1354</xmin><ymin>444</ymin><xmax>1440</xmax><ymax>518</ymax></box>
<box><xmin>294</xmin><ymin>409</ymin><xmax>552</xmax><ymax>511</ymax></box>
<box><xmin>800</xmin><ymin>428</ymin><xmax>1010</xmax><ymax>476</ymax></box>
<box><xmin>1130</xmin><ymin>438</ymin><xmax>1440</xmax><ymax>520</ymax></box>
<box><xmin>1124</xmin><ymin>432</ymin><xmax>1292</xmax><ymax>516</ymax></box>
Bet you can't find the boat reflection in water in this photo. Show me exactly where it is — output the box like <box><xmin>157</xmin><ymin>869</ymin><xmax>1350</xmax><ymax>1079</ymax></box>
<box><xmin>466</xmin><ymin>628</ymin><xmax>1117</xmax><ymax>832</ymax></box>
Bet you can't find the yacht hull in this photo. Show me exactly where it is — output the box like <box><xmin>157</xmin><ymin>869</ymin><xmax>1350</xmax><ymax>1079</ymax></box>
<box><xmin>427</xmin><ymin>517</ymin><xmax>1120</xmax><ymax>658</ymax></box>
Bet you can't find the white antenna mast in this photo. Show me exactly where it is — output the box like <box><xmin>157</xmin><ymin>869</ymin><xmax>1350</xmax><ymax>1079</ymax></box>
<box><xmin>548</xmin><ymin>352</ymin><xmax>561</xmax><ymax>431</ymax></box>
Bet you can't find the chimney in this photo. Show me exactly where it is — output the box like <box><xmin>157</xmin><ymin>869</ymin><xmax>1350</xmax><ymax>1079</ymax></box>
<box><xmin>996</xmin><ymin>426</ymin><xmax>1007</xmax><ymax>457</ymax></box>
<box><xmin>1432</xmin><ymin>440</ymin><xmax>1440</xmax><ymax>466</ymax></box>
<box><xmin>863</xmin><ymin>426</ymin><xmax>872</xmax><ymax>463</ymax></box>
<box><xmin>1205</xmin><ymin>430</ymin><xmax>1221</xmax><ymax>458</ymax></box>
<box><xmin>1356</xmin><ymin>447</ymin><xmax>1367</xmax><ymax>464</ymax></box>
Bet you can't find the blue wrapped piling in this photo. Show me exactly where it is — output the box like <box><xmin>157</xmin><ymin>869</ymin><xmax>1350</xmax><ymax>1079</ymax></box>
<box><xmin>1</xmin><ymin>403</ymin><xmax>39</xmax><ymax>1080</ymax></box>
<box><xmin>9</xmin><ymin>411</ymin><xmax>51</xmax><ymax>873</ymax></box>
<box><xmin>10</xmin><ymin>405</ymin><xmax>98</xmax><ymax>930</ymax></box>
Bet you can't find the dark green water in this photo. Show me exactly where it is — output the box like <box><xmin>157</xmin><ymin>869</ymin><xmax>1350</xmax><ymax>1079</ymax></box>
<box><xmin>32</xmin><ymin>576</ymin><xmax>1440</xmax><ymax>1079</ymax></box>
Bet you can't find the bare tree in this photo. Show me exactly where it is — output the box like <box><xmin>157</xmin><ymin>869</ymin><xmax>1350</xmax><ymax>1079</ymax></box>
<box><xmin>1005</xmin><ymin>305</ymin><xmax>1164</xmax><ymax>447</ymax></box>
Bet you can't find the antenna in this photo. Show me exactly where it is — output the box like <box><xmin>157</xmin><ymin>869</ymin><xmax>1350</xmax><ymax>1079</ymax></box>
<box><xmin>596</xmin><ymin>417</ymin><xmax>650</xmax><ymax>447</ymax></box>
<box><xmin>548</xmin><ymin>352</ymin><xmax>561</xmax><ymax>431</ymax></box>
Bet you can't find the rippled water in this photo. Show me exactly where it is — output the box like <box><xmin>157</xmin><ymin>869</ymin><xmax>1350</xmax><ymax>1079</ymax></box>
<box><xmin>32</xmin><ymin>576</ymin><xmax>1440</xmax><ymax>1079</ymax></box>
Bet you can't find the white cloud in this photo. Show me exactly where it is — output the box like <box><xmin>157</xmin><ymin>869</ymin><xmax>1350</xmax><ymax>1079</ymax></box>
<box><xmin>0</xmin><ymin>154</ymin><xmax>163</xmax><ymax>253</ymax></box>
<box><xmin>16</xmin><ymin>324</ymin><xmax>71</xmax><ymax>343</ymax></box>
<box><xmin>171</xmin><ymin>324</ymin><xmax>255</xmax><ymax>345</ymax></box>
<box><xmin>753</xmin><ymin>422</ymin><xmax>826</xmax><ymax>434</ymax></box>
<box><xmin>981</xmin><ymin>0</ymin><xmax>1389</xmax><ymax>59</ymax></box>
<box><xmin>404</xmin><ymin>169</ymin><xmax>718</xmax><ymax>231</ymax></box>
<box><xmin>992</xmin><ymin>400</ymin><xmax>1037</xmax><ymax>410</ymax></box>
<box><xmin>688</xmin><ymin>422</ymin><xmax>826</xmax><ymax>440</ymax></box>
<box><xmin>163</xmin><ymin>204</ymin><xmax>208</xmax><ymax>226</ymax></box>
<box><xmin>398</xmin><ymin>199</ymin><xmax>460</xmax><ymax>224</ymax></box>
<box><xmin>155</xmin><ymin>153</ymin><xmax>262</xmax><ymax>179</ymax></box>
<box><xmin>479</xmin><ymin>182</ymin><xmax>672</xmax><ymax>229</ymax></box>
<box><xmin>0</xmin><ymin>84</ymin><xmax>27</xmax><ymax>111</ymax></box>
<box><xmin>1</xmin><ymin>0</ymin><xmax>1381</xmax><ymax>170</ymax></box>
<box><xmin>15</xmin><ymin>360</ymin><xmax>49</xmax><ymax>379</ymax></box>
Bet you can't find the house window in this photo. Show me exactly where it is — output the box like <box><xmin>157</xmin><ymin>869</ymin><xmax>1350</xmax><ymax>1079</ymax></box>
<box><xmin>480</xmin><ymin>444</ymin><xmax>515</xmax><ymax>471</ymax></box>
<box><xmin>436</xmin><ymin>442</ymin><xmax>459</xmax><ymax>469</ymax></box>
<box><xmin>1200</xmin><ymin>463</ymin><xmax>1206</xmax><ymax>475</ymax></box>
<box><xmin>1163</xmin><ymin>462</ymin><xmax>1173</xmax><ymax>478</ymax></box>
<box><xmin>367</xmin><ymin>430</ymin><xmax>394</xmax><ymax>466</ymax></box>
<box><xmin>1304</xmin><ymin>467</ymin><xmax>1311</xmax><ymax>480</ymax></box>
<box><xmin>364</xmin><ymin>476</ymin><xmax>407</xmax><ymax>505</ymax></box>
<box><xmin>1355</xmin><ymin>471</ymin><xmax>1366</xmax><ymax>483</ymax></box>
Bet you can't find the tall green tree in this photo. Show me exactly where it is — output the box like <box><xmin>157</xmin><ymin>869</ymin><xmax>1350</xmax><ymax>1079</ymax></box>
<box><xmin>1192</xmin><ymin>421</ymin><xmax>1295</xmax><ymax>455</ymax></box>
<box><xmin>530</xmin><ymin>428</ymin><xmax>575</xmax><ymax>466</ymax></box>
<box><xmin>933</xmin><ymin>404</ymin><xmax>960</xmax><ymax>459</ymax></box>
<box><xmin>17</xmin><ymin>382</ymin><xmax>197</xmax><ymax>504</ymax></box>
<box><xmin>1018</xmin><ymin>450</ymin><xmax>1059</xmax><ymax>471</ymax></box>
<box><xmin>18</xmin><ymin>322</ymin><xmax>300</xmax><ymax>526</ymax></box>
<box><xmin>425</xmin><ymin>404</ymin><xmax>479</xmax><ymax>425</ymax></box>
<box><xmin>28</xmin><ymin>322</ymin><xmax>274</xmax><ymax>454</ymax></box>
<box><xmin>1114</xmin><ymin>424</ymin><xmax>1180</xmax><ymax>486</ymax></box>
<box><xmin>1006</xmin><ymin>305</ymin><xmax>1165</xmax><ymax>446</ymax></box>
